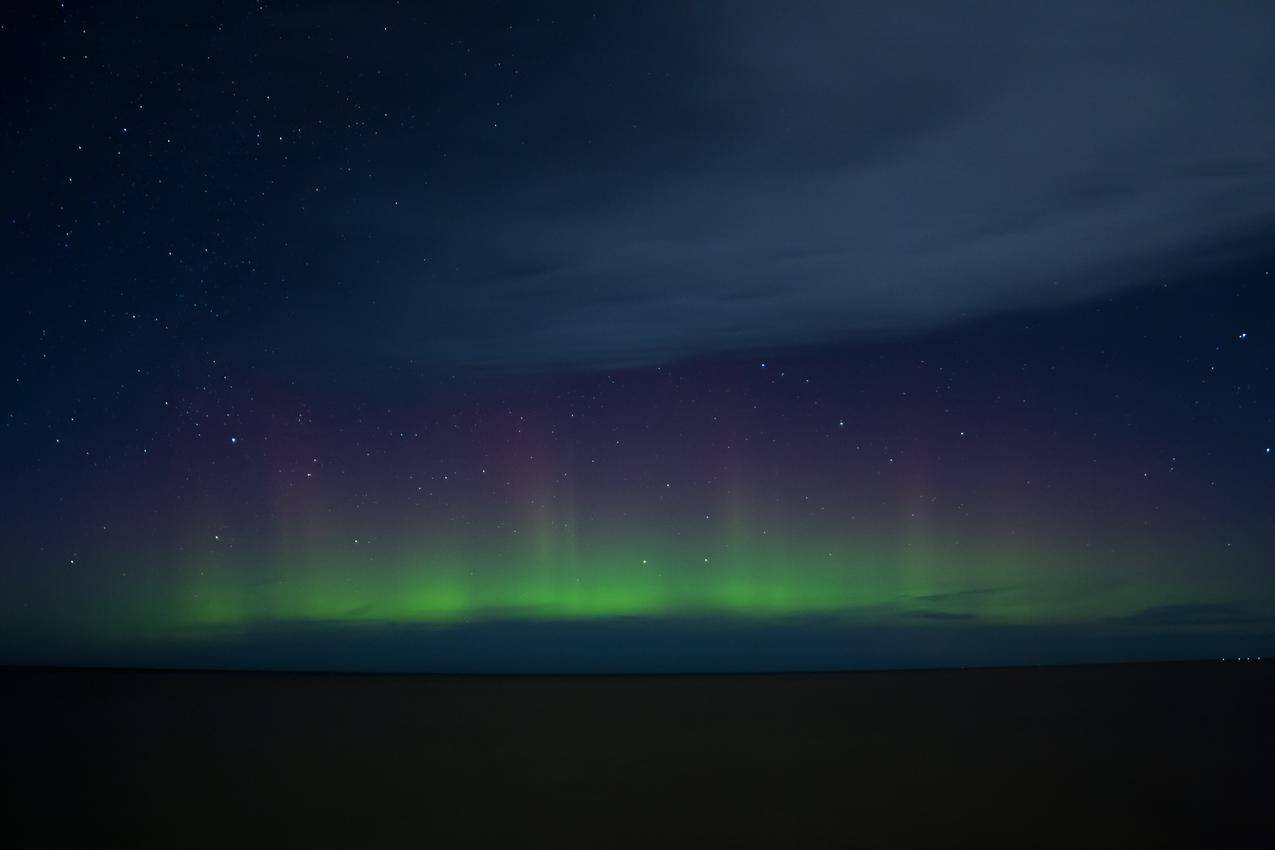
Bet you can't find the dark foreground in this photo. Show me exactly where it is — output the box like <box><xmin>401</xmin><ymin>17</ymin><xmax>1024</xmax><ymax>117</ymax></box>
<box><xmin>2</xmin><ymin>662</ymin><xmax>1272</xmax><ymax>849</ymax></box>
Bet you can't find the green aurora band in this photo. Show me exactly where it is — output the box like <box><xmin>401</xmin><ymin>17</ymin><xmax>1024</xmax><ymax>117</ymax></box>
<box><xmin>63</xmin><ymin>529</ymin><xmax>1253</xmax><ymax>643</ymax></box>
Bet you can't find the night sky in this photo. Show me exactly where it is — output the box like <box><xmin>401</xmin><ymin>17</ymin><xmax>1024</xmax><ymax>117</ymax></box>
<box><xmin>3</xmin><ymin>1</ymin><xmax>1274</xmax><ymax>672</ymax></box>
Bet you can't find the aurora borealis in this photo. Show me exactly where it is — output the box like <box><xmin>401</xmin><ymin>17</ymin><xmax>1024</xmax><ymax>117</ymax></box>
<box><xmin>5</xmin><ymin>307</ymin><xmax>1273</xmax><ymax>671</ymax></box>
<box><xmin>4</xmin><ymin>1</ymin><xmax>1275</xmax><ymax>672</ymax></box>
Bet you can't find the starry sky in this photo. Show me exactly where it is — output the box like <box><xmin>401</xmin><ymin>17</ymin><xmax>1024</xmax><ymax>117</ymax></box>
<box><xmin>3</xmin><ymin>1</ymin><xmax>1274</xmax><ymax>672</ymax></box>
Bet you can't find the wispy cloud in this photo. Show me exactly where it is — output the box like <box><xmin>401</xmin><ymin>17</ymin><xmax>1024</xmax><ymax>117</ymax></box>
<box><xmin>283</xmin><ymin>1</ymin><xmax>1275</xmax><ymax>370</ymax></box>
<box><xmin>1109</xmin><ymin>603</ymin><xmax>1275</xmax><ymax>629</ymax></box>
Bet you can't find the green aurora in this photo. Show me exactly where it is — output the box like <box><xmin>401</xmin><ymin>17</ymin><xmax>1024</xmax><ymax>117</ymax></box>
<box><xmin>59</xmin><ymin>530</ymin><xmax>1253</xmax><ymax>643</ymax></box>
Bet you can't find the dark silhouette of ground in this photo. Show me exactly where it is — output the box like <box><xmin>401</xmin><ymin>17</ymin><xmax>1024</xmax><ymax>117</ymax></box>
<box><xmin>3</xmin><ymin>661</ymin><xmax>1272</xmax><ymax>848</ymax></box>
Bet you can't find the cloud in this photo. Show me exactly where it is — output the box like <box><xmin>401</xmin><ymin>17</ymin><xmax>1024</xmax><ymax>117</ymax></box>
<box><xmin>911</xmin><ymin>587</ymin><xmax>1013</xmax><ymax>604</ymax></box>
<box><xmin>903</xmin><ymin>610</ymin><xmax>977</xmax><ymax>621</ymax></box>
<box><xmin>1109</xmin><ymin>603</ymin><xmax>1275</xmax><ymax>629</ymax></box>
<box><xmin>278</xmin><ymin>1</ymin><xmax>1275</xmax><ymax>371</ymax></box>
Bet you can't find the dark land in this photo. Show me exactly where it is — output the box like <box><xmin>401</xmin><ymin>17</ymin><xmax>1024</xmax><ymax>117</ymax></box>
<box><xmin>3</xmin><ymin>661</ymin><xmax>1272</xmax><ymax>849</ymax></box>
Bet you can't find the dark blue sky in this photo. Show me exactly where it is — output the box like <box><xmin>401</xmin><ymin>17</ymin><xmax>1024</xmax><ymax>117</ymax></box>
<box><xmin>2</xmin><ymin>1</ymin><xmax>1273</xmax><ymax>672</ymax></box>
